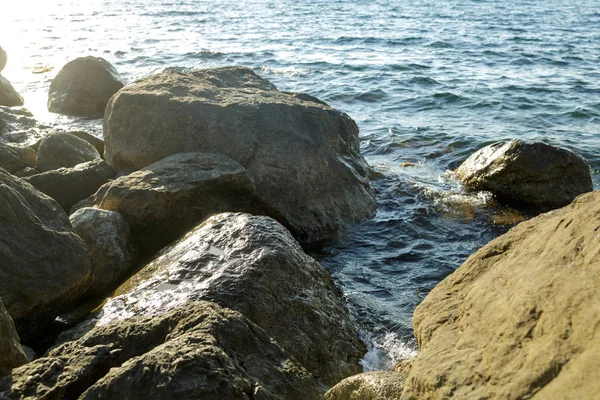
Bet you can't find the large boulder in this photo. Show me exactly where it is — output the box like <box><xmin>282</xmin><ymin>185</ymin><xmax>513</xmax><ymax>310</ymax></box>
<box><xmin>25</xmin><ymin>159</ymin><xmax>115</xmax><ymax>211</ymax></box>
<box><xmin>0</xmin><ymin>142</ymin><xmax>35</xmax><ymax>174</ymax></box>
<box><xmin>72</xmin><ymin>213</ymin><xmax>365</xmax><ymax>390</ymax></box>
<box><xmin>103</xmin><ymin>66</ymin><xmax>375</xmax><ymax>243</ymax></box>
<box><xmin>457</xmin><ymin>140</ymin><xmax>593</xmax><ymax>209</ymax></box>
<box><xmin>0</xmin><ymin>46</ymin><xmax>6</xmax><ymax>72</ymax></box>
<box><xmin>68</xmin><ymin>130</ymin><xmax>105</xmax><ymax>155</ymax></box>
<box><xmin>36</xmin><ymin>131</ymin><xmax>101</xmax><ymax>172</ymax></box>
<box><xmin>48</xmin><ymin>56</ymin><xmax>124</xmax><ymax>118</ymax></box>
<box><xmin>92</xmin><ymin>151</ymin><xmax>256</xmax><ymax>253</ymax></box>
<box><xmin>0</xmin><ymin>301</ymin><xmax>321</xmax><ymax>399</ymax></box>
<box><xmin>401</xmin><ymin>191</ymin><xmax>600</xmax><ymax>399</ymax></box>
<box><xmin>0</xmin><ymin>298</ymin><xmax>28</xmax><ymax>377</ymax></box>
<box><xmin>69</xmin><ymin>208</ymin><xmax>137</xmax><ymax>298</ymax></box>
<box><xmin>0</xmin><ymin>168</ymin><xmax>92</xmax><ymax>338</ymax></box>
<box><xmin>325</xmin><ymin>372</ymin><xmax>407</xmax><ymax>400</ymax></box>
<box><xmin>0</xmin><ymin>75</ymin><xmax>24</xmax><ymax>107</ymax></box>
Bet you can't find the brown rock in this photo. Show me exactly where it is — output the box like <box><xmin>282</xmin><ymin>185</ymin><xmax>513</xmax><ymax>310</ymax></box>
<box><xmin>325</xmin><ymin>372</ymin><xmax>406</xmax><ymax>400</ymax></box>
<box><xmin>0</xmin><ymin>298</ymin><xmax>28</xmax><ymax>377</ymax></box>
<box><xmin>36</xmin><ymin>132</ymin><xmax>101</xmax><ymax>172</ymax></box>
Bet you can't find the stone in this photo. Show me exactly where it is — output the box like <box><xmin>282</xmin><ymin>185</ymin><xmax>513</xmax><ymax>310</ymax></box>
<box><xmin>36</xmin><ymin>131</ymin><xmax>101</xmax><ymax>172</ymax></box>
<box><xmin>0</xmin><ymin>46</ymin><xmax>6</xmax><ymax>72</ymax></box>
<box><xmin>13</xmin><ymin>166</ymin><xmax>38</xmax><ymax>177</ymax></box>
<box><xmin>48</xmin><ymin>56</ymin><xmax>124</xmax><ymax>118</ymax></box>
<box><xmin>25</xmin><ymin>159</ymin><xmax>115</xmax><ymax>211</ymax></box>
<box><xmin>0</xmin><ymin>298</ymin><xmax>28</xmax><ymax>377</ymax></box>
<box><xmin>103</xmin><ymin>66</ymin><xmax>375</xmax><ymax>243</ymax></box>
<box><xmin>68</xmin><ymin>130</ymin><xmax>105</xmax><ymax>156</ymax></box>
<box><xmin>401</xmin><ymin>191</ymin><xmax>600</xmax><ymax>399</ymax></box>
<box><xmin>69</xmin><ymin>208</ymin><xmax>137</xmax><ymax>298</ymax></box>
<box><xmin>0</xmin><ymin>75</ymin><xmax>24</xmax><ymax>107</ymax></box>
<box><xmin>0</xmin><ymin>168</ymin><xmax>92</xmax><ymax>339</ymax></box>
<box><xmin>0</xmin><ymin>106</ymin><xmax>44</xmax><ymax>144</ymax></box>
<box><xmin>70</xmin><ymin>213</ymin><xmax>365</xmax><ymax>390</ymax></box>
<box><xmin>92</xmin><ymin>151</ymin><xmax>256</xmax><ymax>254</ymax></box>
<box><xmin>0</xmin><ymin>301</ymin><xmax>321</xmax><ymax>400</ymax></box>
<box><xmin>457</xmin><ymin>140</ymin><xmax>593</xmax><ymax>209</ymax></box>
<box><xmin>0</xmin><ymin>142</ymin><xmax>35</xmax><ymax>174</ymax></box>
<box><xmin>325</xmin><ymin>372</ymin><xmax>407</xmax><ymax>400</ymax></box>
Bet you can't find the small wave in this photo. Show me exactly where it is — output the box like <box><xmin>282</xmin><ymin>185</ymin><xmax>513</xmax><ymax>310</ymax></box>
<box><xmin>185</xmin><ymin>50</ymin><xmax>225</xmax><ymax>60</ymax></box>
<box><xmin>258</xmin><ymin>66</ymin><xmax>311</xmax><ymax>77</ymax></box>
<box><xmin>427</xmin><ymin>40</ymin><xmax>454</xmax><ymax>49</ymax></box>
<box><xmin>408</xmin><ymin>76</ymin><xmax>440</xmax><ymax>85</ymax></box>
<box><xmin>432</xmin><ymin>92</ymin><xmax>468</xmax><ymax>103</ymax></box>
<box><xmin>509</xmin><ymin>57</ymin><xmax>535</xmax><ymax>65</ymax></box>
<box><xmin>360</xmin><ymin>330</ymin><xmax>418</xmax><ymax>371</ymax></box>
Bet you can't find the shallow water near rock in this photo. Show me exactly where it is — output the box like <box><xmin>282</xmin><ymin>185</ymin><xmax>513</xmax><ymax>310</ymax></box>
<box><xmin>2</xmin><ymin>0</ymin><xmax>599</xmax><ymax>370</ymax></box>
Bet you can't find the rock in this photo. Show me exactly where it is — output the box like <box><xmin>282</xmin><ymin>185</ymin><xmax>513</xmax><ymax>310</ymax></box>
<box><xmin>48</xmin><ymin>56</ymin><xmax>124</xmax><ymax>118</ymax></box>
<box><xmin>92</xmin><ymin>152</ymin><xmax>256</xmax><ymax>254</ymax></box>
<box><xmin>0</xmin><ymin>298</ymin><xmax>28</xmax><ymax>377</ymax></box>
<box><xmin>0</xmin><ymin>301</ymin><xmax>321</xmax><ymax>399</ymax></box>
<box><xmin>103</xmin><ymin>66</ymin><xmax>375</xmax><ymax>243</ymax></box>
<box><xmin>0</xmin><ymin>168</ymin><xmax>92</xmax><ymax>338</ymax></box>
<box><xmin>457</xmin><ymin>140</ymin><xmax>593</xmax><ymax>209</ymax></box>
<box><xmin>36</xmin><ymin>131</ymin><xmax>101</xmax><ymax>172</ymax></box>
<box><xmin>401</xmin><ymin>191</ymin><xmax>600</xmax><ymax>399</ymax></box>
<box><xmin>69</xmin><ymin>208</ymin><xmax>137</xmax><ymax>298</ymax></box>
<box><xmin>0</xmin><ymin>106</ymin><xmax>44</xmax><ymax>144</ymax></box>
<box><xmin>73</xmin><ymin>213</ymin><xmax>365</xmax><ymax>390</ymax></box>
<box><xmin>0</xmin><ymin>142</ymin><xmax>35</xmax><ymax>174</ymax></box>
<box><xmin>0</xmin><ymin>46</ymin><xmax>6</xmax><ymax>72</ymax></box>
<box><xmin>325</xmin><ymin>372</ymin><xmax>407</xmax><ymax>400</ymax></box>
<box><xmin>68</xmin><ymin>130</ymin><xmax>105</xmax><ymax>156</ymax></box>
<box><xmin>25</xmin><ymin>159</ymin><xmax>115</xmax><ymax>211</ymax></box>
<box><xmin>13</xmin><ymin>166</ymin><xmax>38</xmax><ymax>177</ymax></box>
<box><xmin>0</xmin><ymin>75</ymin><xmax>24</xmax><ymax>107</ymax></box>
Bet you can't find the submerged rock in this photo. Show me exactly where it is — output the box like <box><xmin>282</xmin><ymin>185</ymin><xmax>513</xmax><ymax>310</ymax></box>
<box><xmin>457</xmin><ymin>140</ymin><xmax>592</xmax><ymax>209</ymax></box>
<box><xmin>402</xmin><ymin>191</ymin><xmax>600</xmax><ymax>399</ymax></box>
<box><xmin>103</xmin><ymin>66</ymin><xmax>375</xmax><ymax>243</ymax></box>
<box><xmin>0</xmin><ymin>298</ymin><xmax>28</xmax><ymax>377</ymax></box>
<box><xmin>0</xmin><ymin>75</ymin><xmax>23</xmax><ymax>107</ymax></box>
<box><xmin>0</xmin><ymin>301</ymin><xmax>321</xmax><ymax>399</ymax></box>
<box><xmin>92</xmin><ymin>151</ymin><xmax>256</xmax><ymax>254</ymax></box>
<box><xmin>0</xmin><ymin>169</ymin><xmax>92</xmax><ymax>338</ymax></box>
<box><xmin>325</xmin><ymin>371</ymin><xmax>407</xmax><ymax>400</ymax></box>
<box><xmin>48</xmin><ymin>56</ymin><xmax>124</xmax><ymax>118</ymax></box>
<box><xmin>71</xmin><ymin>213</ymin><xmax>365</xmax><ymax>390</ymax></box>
<box><xmin>25</xmin><ymin>159</ymin><xmax>115</xmax><ymax>211</ymax></box>
<box><xmin>36</xmin><ymin>131</ymin><xmax>101</xmax><ymax>172</ymax></box>
<box><xmin>69</xmin><ymin>208</ymin><xmax>137</xmax><ymax>298</ymax></box>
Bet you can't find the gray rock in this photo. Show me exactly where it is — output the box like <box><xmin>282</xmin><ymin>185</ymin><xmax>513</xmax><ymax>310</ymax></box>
<box><xmin>25</xmin><ymin>159</ymin><xmax>115</xmax><ymax>211</ymax></box>
<box><xmin>0</xmin><ymin>168</ymin><xmax>92</xmax><ymax>339</ymax></box>
<box><xmin>103</xmin><ymin>66</ymin><xmax>375</xmax><ymax>244</ymax></box>
<box><xmin>0</xmin><ymin>46</ymin><xmax>6</xmax><ymax>72</ymax></box>
<box><xmin>457</xmin><ymin>140</ymin><xmax>593</xmax><ymax>209</ymax></box>
<box><xmin>0</xmin><ymin>106</ymin><xmax>44</xmax><ymax>144</ymax></box>
<box><xmin>0</xmin><ymin>75</ymin><xmax>23</xmax><ymax>107</ymax></box>
<box><xmin>68</xmin><ymin>130</ymin><xmax>105</xmax><ymax>156</ymax></box>
<box><xmin>36</xmin><ymin>131</ymin><xmax>101</xmax><ymax>172</ymax></box>
<box><xmin>81</xmin><ymin>213</ymin><xmax>365</xmax><ymax>390</ymax></box>
<box><xmin>92</xmin><ymin>152</ymin><xmax>256</xmax><ymax>254</ymax></box>
<box><xmin>70</xmin><ymin>208</ymin><xmax>137</xmax><ymax>298</ymax></box>
<box><xmin>324</xmin><ymin>371</ymin><xmax>407</xmax><ymax>400</ymax></box>
<box><xmin>48</xmin><ymin>56</ymin><xmax>124</xmax><ymax>118</ymax></box>
<box><xmin>0</xmin><ymin>301</ymin><xmax>321</xmax><ymax>400</ymax></box>
<box><xmin>13</xmin><ymin>166</ymin><xmax>38</xmax><ymax>177</ymax></box>
<box><xmin>0</xmin><ymin>142</ymin><xmax>35</xmax><ymax>174</ymax></box>
<box><xmin>0</xmin><ymin>298</ymin><xmax>28</xmax><ymax>377</ymax></box>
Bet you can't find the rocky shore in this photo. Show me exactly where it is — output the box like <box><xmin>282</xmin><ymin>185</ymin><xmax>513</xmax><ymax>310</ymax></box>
<box><xmin>1</xmin><ymin>49</ymin><xmax>598</xmax><ymax>399</ymax></box>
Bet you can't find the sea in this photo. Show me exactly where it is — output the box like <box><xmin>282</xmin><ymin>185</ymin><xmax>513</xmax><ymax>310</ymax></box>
<box><xmin>2</xmin><ymin>0</ymin><xmax>599</xmax><ymax>370</ymax></box>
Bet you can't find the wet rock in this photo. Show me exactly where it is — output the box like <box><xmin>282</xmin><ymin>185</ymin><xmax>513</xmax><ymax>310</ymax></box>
<box><xmin>402</xmin><ymin>191</ymin><xmax>600</xmax><ymax>399</ymax></box>
<box><xmin>457</xmin><ymin>140</ymin><xmax>592</xmax><ymax>209</ymax></box>
<box><xmin>0</xmin><ymin>75</ymin><xmax>24</xmax><ymax>107</ymax></box>
<box><xmin>0</xmin><ymin>106</ymin><xmax>44</xmax><ymax>144</ymax></box>
<box><xmin>25</xmin><ymin>159</ymin><xmax>115</xmax><ymax>211</ymax></box>
<box><xmin>0</xmin><ymin>301</ymin><xmax>320</xmax><ymax>400</ymax></box>
<box><xmin>0</xmin><ymin>298</ymin><xmax>28</xmax><ymax>377</ymax></box>
<box><xmin>103</xmin><ymin>66</ymin><xmax>375</xmax><ymax>244</ymax></box>
<box><xmin>0</xmin><ymin>46</ymin><xmax>6</xmax><ymax>72</ymax></box>
<box><xmin>48</xmin><ymin>56</ymin><xmax>124</xmax><ymax>118</ymax></box>
<box><xmin>0</xmin><ymin>142</ymin><xmax>35</xmax><ymax>174</ymax></box>
<box><xmin>36</xmin><ymin>131</ymin><xmax>101</xmax><ymax>172</ymax></box>
<box><xmin>0</xmin><ymin>169</ymin><xmax>92</xmax><ymax>339</ymax></box>
<box><xmin>325</xmin><ymin>372</ymin><xmax>407</xmax><ymax>400</ymax></box>
<box><xmin>69</xmin><ymin>208</ymin><xmax>137</xmax><ymax>298</ymax></box>
<box><xmin>74</xmin><ymin>213</ymin><xmax>365</xmax><ymax>390</ymax></box>
<box><xmin>92</xmin><ymin>151</ymin><xmax>255</xmax><ymax>254</ymax></box>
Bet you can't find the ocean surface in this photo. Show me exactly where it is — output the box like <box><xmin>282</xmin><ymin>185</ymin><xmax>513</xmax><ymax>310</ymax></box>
<box><xmin>2</xmin><ymin>0</ymin><xmax>599</xmax><ymax>370</ymax></box>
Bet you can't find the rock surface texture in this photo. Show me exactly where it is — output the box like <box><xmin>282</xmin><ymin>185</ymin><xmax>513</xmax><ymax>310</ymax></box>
<box><xmin>0</xmin><ymin>168</ymin><xmax>92</xmax><ymax>338</ymax></box>
<box><xmin>69</xmin><ymin>208</ymin><xmax>137</xmax><ymax>298</ymax></box>
<box><xmin>0</xmin><ymin>298</ymin><xmax>28</xmax><ymax>377</ymax></box>
<box><xmin>401</xmin><ymin>191</ymin><xmax>600</xmax><ymax>399</ymax></box>
<box><xmin>92</xmin><ymin>151</ymin><xmax>256</xmax><ymax>253</ymax></box>
<box><xmin>325</xmin><ymin>372</ymin><xmax>407</xmax><ymax>400</ymax></box>
<box><xmin>0</xmin><ymin>75</ymin><xmax>24</xmax><ymax>107</ymax></box>
<box><xmin>0</xmin><ymin>301</ymin><xmax>321</xmax><ymax>399</ymax></box>
<box><xmin>0</xmin><ymin>142</ymin><xmax>35</xmax><ymax>174</ymax></box>
<box><xmin>36</xmin><ymin>131</ymin><xmax>101</xmax><ymax>172</ymax></box>
<box><xmin>73</xmin><ymin>213</ymin><xmax>365</xmax><ymax>390</ymax></box>
<box><xmin>48</xmin><ymin>56</ymin><xmax>124</xmax><ymax>118</ymax></box>
<box><xmin>457</xmin><ymin>140</ymin><xmax>592</xmax><ymax>209</ymax></box>
<box><xmin>103</xmin><ymin>66</ymin><xmax>375</xmax><ymax>243</ymax></box>
<box><xmin>25</xmin><ymin>159</ymin><xmax>115</xmax><ymax>211</ymax></box>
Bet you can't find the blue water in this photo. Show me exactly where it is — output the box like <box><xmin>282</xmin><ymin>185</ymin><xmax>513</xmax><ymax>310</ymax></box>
<box><xmin>2</xmin><ymin>0</ymin><xmax>599</xmax><ymax>369</ymax></box>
